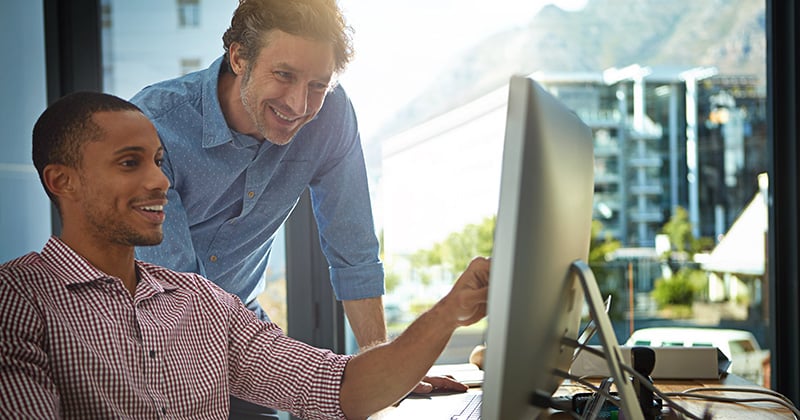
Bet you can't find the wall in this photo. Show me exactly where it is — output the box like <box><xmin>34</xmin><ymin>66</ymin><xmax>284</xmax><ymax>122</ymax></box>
<box><xmin>0</xmin><ymin>2</ymin><xmax>52</xmax><ymax>262</ymax></box>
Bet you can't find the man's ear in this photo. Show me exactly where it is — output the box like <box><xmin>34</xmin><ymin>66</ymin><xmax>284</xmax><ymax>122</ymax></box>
<box><xmin>228</xmin><ymin>42</ymin><xmax>246</xmax><ymax>76</ymax></box>
<box><xmin>42</xmin><ymin>164</ymin><xmax>78</xmax><ymax>200</ymax></box>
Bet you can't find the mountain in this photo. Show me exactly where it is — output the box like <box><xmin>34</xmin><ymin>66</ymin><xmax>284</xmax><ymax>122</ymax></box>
<box><xmin>376</xmin><ymin>0</ymin><xmax>766</xmax><ymax>139</ymax></box>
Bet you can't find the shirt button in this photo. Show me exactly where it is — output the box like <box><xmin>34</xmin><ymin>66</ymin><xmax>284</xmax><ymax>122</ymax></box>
<box><xmin>149</xmin><ymin>350</ymin><xmax>156</xmax><ymax>358</ymax></box>
<box><xmin>161</xmin><ymin>407</ymin><xmax>167</xmax><ymax>414</ymax></box>
<box><xmin>209</xmin><ymin>255</ymin><xmax>218</xmax><ymax>262</ymax></box>
<box><xmin>247</xmin><ymin>191</ymin><xmax>255</xmax><ymax>198</ymax></box>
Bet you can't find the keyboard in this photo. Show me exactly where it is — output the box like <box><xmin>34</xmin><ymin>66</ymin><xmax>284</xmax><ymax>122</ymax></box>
<box><xmin>449</xmin><ymin>392</ymin><xmax>482</xmax><ymax>420</ymax></box>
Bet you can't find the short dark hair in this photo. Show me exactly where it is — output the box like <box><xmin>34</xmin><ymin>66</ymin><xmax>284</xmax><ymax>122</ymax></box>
<box><xmin>32</xmin><ymin>91</ymin><xmax>142</xmax><ymax>207</ymax></box>
<box><xmin>222</xmin><ymin>0</ymin><xmax>354</xmax><ymax>75</ymax></box>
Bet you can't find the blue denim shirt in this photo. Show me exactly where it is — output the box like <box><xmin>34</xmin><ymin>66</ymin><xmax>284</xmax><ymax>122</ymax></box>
<box><xmin>131</xmin><ymin>57</ymin><xmax>384</xmax><ymax>309</ymax></box>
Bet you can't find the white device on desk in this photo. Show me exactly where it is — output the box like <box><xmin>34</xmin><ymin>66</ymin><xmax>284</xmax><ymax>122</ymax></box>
<box><xmin>476</xmin><ymin>75</ymin><xmax>643</xmax><ymax>420</ymax></box>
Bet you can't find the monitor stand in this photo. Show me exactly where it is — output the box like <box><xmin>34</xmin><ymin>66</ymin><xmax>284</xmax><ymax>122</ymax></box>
<box><xmin>570</xmin><ymin>259</ymin><xmax>644</xmax><ymax>420</ymax></box>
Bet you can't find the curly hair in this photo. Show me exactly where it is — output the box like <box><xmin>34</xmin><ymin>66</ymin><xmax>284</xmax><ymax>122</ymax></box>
<box><xmin>32</xmin><ymin>91</ymin><xmax>142</xmax><ymax>208</ymax></box>
<box><xmin>222</xmin><ymin>0</ymin><xmax>355</xmax><ymax>74</ymax></box>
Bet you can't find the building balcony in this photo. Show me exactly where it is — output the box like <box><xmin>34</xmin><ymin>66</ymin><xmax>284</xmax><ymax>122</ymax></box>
<box><xmin>628</xmin><ymin>156</ymin><xmax>663</xmax><ymax>168</ymax></box>
<box><xmin>594</xmin><ymin>144</ymin><xmax>621</xmax><ymax>157</ymax></box>
<box><xmin>629</xmin><ymin>208</ymin><xmax>665</xmax><ymax>223</ymax></box>
<box><xmin>594</xmin><ymin>173</ymin><xmax>622</xmax><ymax>184</ymax></box>
<box><xmin>594</xmin><ymin>194</ymin><xmax>622</xmax><ymax>209</ymax></box>
<box><xmin>629</xmin><ymin>183</ymin><xmax>664</xmax><ymax>195</ymax></box>
<box><xmin>579</xmin><ymin>110</ymin><xmax>623</xmax><ymax>127</ymax></box>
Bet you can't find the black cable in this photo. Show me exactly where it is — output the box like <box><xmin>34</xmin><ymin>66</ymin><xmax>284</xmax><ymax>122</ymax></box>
<box><xmin>551</xmin><ymin>369</ymin><xmax>620</xmax><ymax>419</ymax></box>
<box><xmin>552</xmin><ymin>368</ymin><xmax>622</xmax><ymax>408</ymax></box>
<box><xmin>564</xmin><ymin>337</ymin><xmax>800</xmax><ymax>419</ymax></box>
<box><xmin>681</xmin><ymin>386</ymin><xmax>797</xmax><ymax>407</ymax></box>
<box><xmin>562</xmin><ymin>337</ymin><xmax>706</xmax><ymax>420</ymax></box>
<box><xmin>663</xmin><ymin>388</ymin><xmax>800</xmax><ymax>419</ymax></box>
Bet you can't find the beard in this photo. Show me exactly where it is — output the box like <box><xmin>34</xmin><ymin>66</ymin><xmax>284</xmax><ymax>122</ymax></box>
<box><xmin>83</xmin><ymin>203</ymin><xmax>164</xmax><ymax>247</ymax></box>
<box><xmin>239</xmin><ymin>64</ymin><xmax>300</xmax><ymax>146</ymax></box>
<box><xmin>79</xmin><ymin>181</ymin><xmax>165</xmax><ymax>247</ymax></box>
<box><xmin>239</xmin><ymin>65</ymin><xmax>271</xmax><ymax>141</ymax></box>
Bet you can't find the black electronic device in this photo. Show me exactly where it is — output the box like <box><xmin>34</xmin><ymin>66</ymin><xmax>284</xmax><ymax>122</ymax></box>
<box><xmin>631</xmin><ymin>346</ymin><xmax>662</xmax><ymax>420</ymax></box>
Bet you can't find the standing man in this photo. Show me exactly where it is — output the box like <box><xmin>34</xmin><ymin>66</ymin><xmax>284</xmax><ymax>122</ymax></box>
<box><xmin>133</xmin><ymin>1</ymin><xmax>382</xmax><ymax>349</ymax></box>
<box><xmin>130</xmin><ymin>0</ymin><xmax>423</xmax><ymax>416</ymax></box>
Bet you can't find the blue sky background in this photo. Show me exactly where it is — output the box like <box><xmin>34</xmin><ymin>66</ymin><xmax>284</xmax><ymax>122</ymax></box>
<box><xmin>337</xmin><ymin>0</ymin><xmax>588</xmax><ymax>139</ymax></box>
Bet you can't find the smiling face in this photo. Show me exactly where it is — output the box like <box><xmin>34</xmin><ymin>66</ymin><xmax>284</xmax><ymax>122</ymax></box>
<box><xmin>68</xmin><ymin>111</ymin><xmax>170</xmax><ymax>248</ymax></box>
<box><xmin>231</xmin><ymin>30</ymin><xmax>336</xmax><ymax>145</ymax></box>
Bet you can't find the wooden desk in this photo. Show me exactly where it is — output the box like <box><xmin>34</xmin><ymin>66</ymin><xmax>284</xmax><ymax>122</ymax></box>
<box><xmin>547</xmin><ymin>374</ymin><xmax>794</xmax><ymax>419</ymax></box>
<box><xmin>373</xmin><ymin>369</ymin><xmax>795</xmax><ymax>419</ymax></box>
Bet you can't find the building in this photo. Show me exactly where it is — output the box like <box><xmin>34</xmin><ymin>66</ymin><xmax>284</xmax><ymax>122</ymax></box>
<box><xmin>380</xmin><ymin>65</ymin><xmax>768</xmax><ymax>254</ymax></box>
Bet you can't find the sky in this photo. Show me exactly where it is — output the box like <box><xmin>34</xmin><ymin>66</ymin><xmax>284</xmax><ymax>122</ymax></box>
<box><xmin>330</xmin><ymin>0</ymin><xmax>588</xmax><ymax>254</ymax></box>
<box><xmin>336</xmin><ymin>0</ymin><xmax>588</xmax><ymax>140</ymax></box>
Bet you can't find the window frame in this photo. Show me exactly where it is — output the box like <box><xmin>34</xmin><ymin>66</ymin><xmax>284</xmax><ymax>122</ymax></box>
<box><xmin>766</xmin><ymin>0</ymin><xmax>799</xmax><ymax>404</ymax></box>
<box><xmin>43</xmin><ymin>0</ymin><xmax>799</xmax><ymax>405</ymax></box>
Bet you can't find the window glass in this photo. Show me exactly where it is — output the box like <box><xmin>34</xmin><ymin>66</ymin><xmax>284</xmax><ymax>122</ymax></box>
<box><xmin>101</xmin><ymin>0</ymin><xmax>770</xmax><ymax>384</ymax></box>
<box><xmin>177</xmin><ymin>0</ymin><xmax>200</xmax><ymax>28</ymax></box>
<box><xmin>339</xmin><ymin>0</ymin><xmax>770</xmax><ymax>375</ymax></box>
<box><xmin>179</xmin><ymin>58</ymin><xmax>202</xmax><ymax>75</ymax></box>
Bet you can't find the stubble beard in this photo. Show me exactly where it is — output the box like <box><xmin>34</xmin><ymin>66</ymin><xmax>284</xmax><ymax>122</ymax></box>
<box><xmin>80</xmin><ymin>186</ymin><xmax>164</xmax><ymax>247</ymax></box>
<box><xmin>239</xmin><ymin>66</ymin><xmax>297</xmax><ymax>146</ymax></box>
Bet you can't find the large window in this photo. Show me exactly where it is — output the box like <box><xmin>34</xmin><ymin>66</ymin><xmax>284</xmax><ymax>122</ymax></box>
<box><xmin>341</xmin><ymin>0</ymin><xmax>772</xmax><ymax>379</ymax></box>
<box><xmin>177</xmin><ymin>0</ymin><xmax>200</xmax><ymax>28</ymax></box>
<box><xmin>91</xmin><ymin>0</ymin><xmax>797</xmax><ymax>399</ymax></box>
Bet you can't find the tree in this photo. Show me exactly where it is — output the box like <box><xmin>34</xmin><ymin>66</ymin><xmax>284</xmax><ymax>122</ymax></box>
<box><xmin>587</xmin><ymin>220</ymin><xmax>624</xmax><ymax>320</ymax></box>
<box><xmin>589</xmin><ymin>219</ymin><xmax>621</xmax><ymax>265</ymax></box>
<box><xmin>652</xmin><ymin>206</ymin><xmax>713</xmax><ymax>316</ymax></box>
<box><xmin>660</xmin><ymin>206</ymin><xmax>713</xmax><ymax>257</ymax></box>
<box><xmin>409</xmin><ymin>215</ymin><xmax>496</xmax><ymax>275</ymax></box>
<box><xmin>410</xmin><ymin>216</ymin><xmax>621</xmax><ymax>290</ymax></box>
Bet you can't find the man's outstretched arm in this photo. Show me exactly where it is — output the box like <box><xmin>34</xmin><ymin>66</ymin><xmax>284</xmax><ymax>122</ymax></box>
<box><xmin>338</xmin><ymin>257</ymin><xmax>490</xmax><ymax>419</ymax></box>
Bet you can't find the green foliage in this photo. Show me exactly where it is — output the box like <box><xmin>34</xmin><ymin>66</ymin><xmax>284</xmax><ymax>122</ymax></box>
<box><xmin>652</xmin><ymin>267</ymin><xmax>706</xmax><ymax>307</ymax></box>
<box><xmin>588</xmin><ymin>220</ymin><xmax>621</xmax><ymax>264</ymax></box>
<box><xmin>587</xmin><ymin>220</ymin><xmax>624</xmax><ymax>320</ymax></box>
<box><xmin>383</xmin><ymin>270</ymin><xmax>400</xmax><ymax>293</ymax></box>
<box><xmin>661</xmin><ymin>206</ymin><xmax>693</xmax><ymax>253</ymax></box>
<box><xmin>407</xmin><ymin>217</ymin><xmax>626</xmax><ymax>318</ymax></box>
<box><xmin>410</xmin><ymin>215</ymin><xmax>496</xmax><ymax>274</ymax></box>
<box><xmin>378</xmin><ymin>229</ymin><xmax>385</xmax><ymax>260</ymax></box>
<box><xmin>651</xmin><ymin>206</ymin><xmax>714</xmax><ymax>315</ymax></box>
<box><xmin>408</xmin><ymin>217</ymin><xmax>623</xmax><ymax>284</ymax></box>
<box><xmin>660</xmin><ymin>206</ymin><xmax>714</xmax><ymax>256</ymax></box>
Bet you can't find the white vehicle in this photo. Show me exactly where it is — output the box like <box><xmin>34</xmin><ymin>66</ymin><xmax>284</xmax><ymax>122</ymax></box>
<box><xmin>624</xmin><ymin>327</ymin><xmax>770</xmax><ymax>384</ymax></box>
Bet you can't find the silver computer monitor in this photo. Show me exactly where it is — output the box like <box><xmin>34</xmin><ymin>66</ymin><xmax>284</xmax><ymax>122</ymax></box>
<box><xmin>481</xmin><ymin>75</ymin><xmax>595</xmax><ymax>419</ymax></box>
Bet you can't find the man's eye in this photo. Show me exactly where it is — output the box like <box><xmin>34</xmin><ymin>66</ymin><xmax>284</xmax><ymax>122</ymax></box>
<box><xmin>274</xmin><ymin>71</ymin><xmax>293</xmax><ymax>81</ymax></box>
<box><xmin>310</xmin><ymin>82</ymin><xmax>329</xmax><ymax>93</ymax></box>
<box><xmin>121</xmin><ymin>159</ymin><xmax>139</xmax><ymax>167</ymax></box>
<box><xmin>155</xmin><ymin>158</ymin><xmax>164</xmax><ymax>167</ymax></box>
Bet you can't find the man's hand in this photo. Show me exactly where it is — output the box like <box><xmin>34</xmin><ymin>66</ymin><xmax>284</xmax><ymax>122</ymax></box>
<box><xmin>339</xmin><ymin>257</ymin><xmax>490</xmax><ymax>419</ymax></box>
<box><xmin>411</xmin><ymin>375</ymin><xmax>469</xmax><ymax>394</ymax></box>
<box><xmin>410</xmin><ymin>257</ymin><xmax>490</xmax><ymax>395</ymax></box>
<box><xmin>439</xmin><ymin>257</ymin><xmax>490</xmax><ymax>328</ymax></box>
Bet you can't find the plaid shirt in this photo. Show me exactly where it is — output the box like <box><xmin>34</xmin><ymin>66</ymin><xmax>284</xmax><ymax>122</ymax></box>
<box><xmin>0</xmin><ymin>236</ymin><xmax>350</xmax><ymax>419</ymax></box>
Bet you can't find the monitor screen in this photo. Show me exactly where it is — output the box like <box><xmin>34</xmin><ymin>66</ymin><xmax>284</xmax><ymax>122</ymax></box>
<box><xmin>481</xmin><ymin>75</ymin><xmax>595</xmax><ymax>419</ymax></box>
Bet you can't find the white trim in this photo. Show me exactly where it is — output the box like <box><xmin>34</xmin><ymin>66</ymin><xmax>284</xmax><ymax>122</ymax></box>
<box><xmin>0</xmin><ymin>163</ymin><xmax>37</xmax><ymax>174</ymax></box>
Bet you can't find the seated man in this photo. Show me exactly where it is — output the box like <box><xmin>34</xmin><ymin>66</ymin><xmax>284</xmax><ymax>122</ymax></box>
<box><xmin>0</xmin><ymin>92</ymin><xmax>490</xmax><ymax>419</ymax></box>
